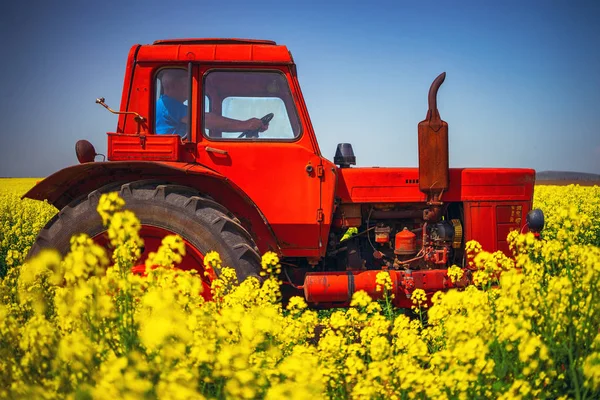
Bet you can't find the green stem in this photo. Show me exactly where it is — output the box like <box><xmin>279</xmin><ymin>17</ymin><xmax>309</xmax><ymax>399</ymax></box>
<box><xmin>567</xmin><ymin>341</ymin><xmax>581</xmax><ymax>400</ymax></box>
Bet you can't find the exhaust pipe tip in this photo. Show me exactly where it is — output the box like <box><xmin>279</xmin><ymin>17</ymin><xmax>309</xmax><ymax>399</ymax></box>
<box><xmin>427</xmin><ymin>72</ymin><xmax>446</xmax><ymax>112</ymax></box>
<box><xmin>427</xmin><ymin>72</ymin><xmax>446</xmax><ymax>127</ymax></box>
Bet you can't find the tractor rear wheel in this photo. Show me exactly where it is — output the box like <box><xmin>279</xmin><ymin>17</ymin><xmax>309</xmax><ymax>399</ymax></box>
<box><xmin>28</xmin><ymin>181</ymin><xmax>262</xmax><ymax>295</ymax></box>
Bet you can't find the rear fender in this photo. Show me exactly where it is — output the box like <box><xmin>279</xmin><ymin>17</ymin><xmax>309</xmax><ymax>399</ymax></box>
<box><xmin>24</xmin><ymin>161</ymin><xmax>280</xmax><ymax>254</ymax></box>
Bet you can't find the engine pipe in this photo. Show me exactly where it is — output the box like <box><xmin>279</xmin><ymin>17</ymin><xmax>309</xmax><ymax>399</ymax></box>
<box><xmin>418</xmin><ymin>72</ymin><xmax>449</xmax><ymax>216</ymax></box>
<box><xmin>303</xmin><ymin>268</ymin><xmax>470</xmax><ymax>308</ymax></box>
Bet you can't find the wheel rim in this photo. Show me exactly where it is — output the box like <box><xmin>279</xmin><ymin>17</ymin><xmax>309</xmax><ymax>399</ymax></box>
<box><xmin>93</xmin><ymin>225</ymin><xmax>215</xmax><ymax>300</ymax></box>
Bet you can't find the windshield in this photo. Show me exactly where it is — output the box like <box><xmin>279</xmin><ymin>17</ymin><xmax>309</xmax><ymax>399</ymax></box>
<box><xmin>203</xmin><ymin>70</ymin><xmax>301</xmax><ymax>140</ymax></box>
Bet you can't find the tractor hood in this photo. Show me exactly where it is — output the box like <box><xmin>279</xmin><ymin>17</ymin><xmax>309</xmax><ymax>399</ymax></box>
<box><xmin>335</xmin><ymin>167</ymin><xmax>536</xmax><ymax>204</ymax></box>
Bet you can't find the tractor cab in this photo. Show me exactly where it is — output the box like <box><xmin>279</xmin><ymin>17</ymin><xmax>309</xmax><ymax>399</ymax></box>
<box><xmin>104</xmin><ymin>39</ymin><xmax>312</xmax><ymax>157</ymax></box>
<box><xmin>100</xmin><ymin>38</ymin><xmax>337</xmax><ymax>256</ymax></box>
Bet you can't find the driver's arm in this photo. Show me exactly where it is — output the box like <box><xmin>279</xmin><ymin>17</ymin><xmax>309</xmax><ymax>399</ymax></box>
<box><xmin>205</xmin><ymin>113</ymin><xmax>267</xmax><ymax>132</ymax></box>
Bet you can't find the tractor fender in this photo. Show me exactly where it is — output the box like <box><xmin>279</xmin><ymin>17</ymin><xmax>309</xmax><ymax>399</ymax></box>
<box><xmin>23</xmin><ymin>161</ymin><xmax>280</xmax><ymax>254</ymax></box>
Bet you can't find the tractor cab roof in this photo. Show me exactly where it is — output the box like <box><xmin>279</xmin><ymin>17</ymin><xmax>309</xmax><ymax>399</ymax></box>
<box><xmin>153</xmin><ymin>38</ymin><xmax>277</xmax><ymax>45</ymax></box>
<box><xmin>136</xmin><ymin>38</ymin><xmax>293</xmax><ymax>64</ymax></box>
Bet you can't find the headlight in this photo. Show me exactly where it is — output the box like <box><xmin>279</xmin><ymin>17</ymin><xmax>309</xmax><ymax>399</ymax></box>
<box><xmin>526</xmin><ymin>208</ymin><xmax>545</xmax><ymax>233</ymax></box>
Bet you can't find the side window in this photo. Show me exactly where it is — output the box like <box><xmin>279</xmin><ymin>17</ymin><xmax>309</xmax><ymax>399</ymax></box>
<box><xmin>155</xmin><ymin>68</ymin><xmax>189</xmax><ymax>137</ymax></box>
<box><xmin>203</xmin><ymin>70</ymin><xmax>301</xmax><ymax>140</ymax></box>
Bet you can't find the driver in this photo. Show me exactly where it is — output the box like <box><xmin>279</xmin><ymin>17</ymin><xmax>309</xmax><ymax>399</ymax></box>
<box><xmin>156</xmin><ymin>69</ymin><xmax>268</xmax><ymax>136</ymax></box>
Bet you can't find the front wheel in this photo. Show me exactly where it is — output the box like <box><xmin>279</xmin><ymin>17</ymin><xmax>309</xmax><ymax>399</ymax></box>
<box><xmin>28</xmin><ymin>181</ymin><xmax>262</xmax><ymax>297</ymax></box>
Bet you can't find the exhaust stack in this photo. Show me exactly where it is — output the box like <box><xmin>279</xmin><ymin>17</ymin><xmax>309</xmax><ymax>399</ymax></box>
<box><xmin>418</xmin><ymin>72</ymin><xmax>449</xmax><ymax>216</ymax></box>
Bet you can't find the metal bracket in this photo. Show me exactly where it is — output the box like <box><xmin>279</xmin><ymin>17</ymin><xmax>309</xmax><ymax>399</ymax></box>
<box><xmin>317</xmin><ymin>208</ymin><xmax>324</xmax><ymax>222</ymax></box>
<box><xmin>96</xmin><ymin>97</ymin><xmax>146</xmax><ymax>123</ymax></box>
<box><xmin>317</xmin><ymin>165</ymin><xmax>324</xmax><ymax>179</ymax></box>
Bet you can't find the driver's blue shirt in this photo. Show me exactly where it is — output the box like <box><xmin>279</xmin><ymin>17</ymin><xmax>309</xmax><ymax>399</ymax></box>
<box><xmin>155</xmin><ymin>94</ymin><xmax>188</xmax><ymax>136</ymax></box>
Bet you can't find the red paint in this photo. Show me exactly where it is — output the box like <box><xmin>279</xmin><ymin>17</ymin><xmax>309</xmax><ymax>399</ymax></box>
<box><xmin>94</xmin><ymin>225</ymin><xmax>214</xmax><ymax>300</ymax></box>
<box><xmin>304</xmin><ymin>268</ymin><xmax>469</xmax><ymax>307</ymax></box>
<box><xmin>335</xmin><ymin>167</ymin><xmax>535</xmax><ymax>204</ymax></box>
<box><xmin>108</xmin><ymin>133</ymin><xmax>181</xmax><ymax>161</ymax></box>
<box><xmin>395</xmin><ymin>228</ymin><xmax>417</xmax><ymax>255</ymax></box>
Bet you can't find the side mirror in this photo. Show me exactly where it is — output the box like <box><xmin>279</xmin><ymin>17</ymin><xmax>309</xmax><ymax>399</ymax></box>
<box><xmin>75</xmin><ymin>140</ymin><xmax>105</xmax><ymax>163</ymax></box>
<box><xmin>334</xmin><ymin>143</ymin><xmax>356</xmax><ymax>168</ymax></box>
<box><xmin>75</xmin><ymin>140</ymin><xmax>96</xmax><ymax>163</ymax></box>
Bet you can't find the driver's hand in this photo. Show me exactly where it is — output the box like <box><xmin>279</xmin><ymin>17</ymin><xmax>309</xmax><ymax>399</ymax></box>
<box><xmin>245</xmin><ymin>118</ymin><xmax>268</xmax><ymax>132</ymax></box>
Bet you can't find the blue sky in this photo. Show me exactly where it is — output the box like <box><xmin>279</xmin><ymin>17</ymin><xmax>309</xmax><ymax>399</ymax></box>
<box><xmin>0</xmin><ymin>0</ymin><xmax>599</xmax><ymax>177</ymax></box>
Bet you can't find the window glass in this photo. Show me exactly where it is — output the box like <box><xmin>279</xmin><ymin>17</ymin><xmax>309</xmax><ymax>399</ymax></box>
<box><xmin>203</xmin><ymin>70</ymin><xmax>301</xmax><ymax>140</ymax></box>
<box><xmin>204</xmin><ymin>95</ymin><xmax>210</xmax><ymax>136</ymax></box>
<box><xmin>155</xmin><ymin>68</ymin><xmax>189</xmax><ymax>137</ymax></box>
<box><xmin>221</xmin><ymin>97</ymin><xmax>293</xmax><ymax>139</ymax></box>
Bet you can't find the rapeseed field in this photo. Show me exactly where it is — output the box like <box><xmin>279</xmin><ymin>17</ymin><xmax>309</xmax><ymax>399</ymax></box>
<box><xmin>1</xmin><ymin>178</ymin><xmax>599</xmax><ymax>399</ymax></box>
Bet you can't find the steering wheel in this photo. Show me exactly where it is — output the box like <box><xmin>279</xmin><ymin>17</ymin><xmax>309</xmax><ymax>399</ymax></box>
<box><xmin>238</xmin><ymin>113</ymin><xmax>274</xmax><ymax>138</ymax></box>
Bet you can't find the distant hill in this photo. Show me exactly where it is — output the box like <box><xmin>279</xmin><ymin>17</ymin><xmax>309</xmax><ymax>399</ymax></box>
<box><xmin>536</xmin><ymin>171</ymin><xmax>600</xmax><ymax>186</ymax></box>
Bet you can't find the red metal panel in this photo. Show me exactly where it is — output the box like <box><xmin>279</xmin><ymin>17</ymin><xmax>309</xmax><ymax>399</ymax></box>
<box><xmin>336</xmin><ymin>168</ymin><xmax>425</xmax><ymax>203</ymax></box>
<box><xmin>496</xmin><ymin>205</ymin><xmax>514</xmax><ymax>223</ymax></box>
<box><xmin>121</xmin><ymin>63</ymin><xmax>153</xmax><ymax>135</ymax></box>
<box><xmin>319</xmin><ymin>158</ymin><xmax>339</xmax><ymax>253</ymax></box>
<box><xmin>496</xmin><ymin>203</ymin><xmax>524</xmax><ymax>255</ymax></box>
<box><xmin>351</xmin><ymin>185</ymin><xmax>426</xmax><ymax>202</ymax></box>
<box><xmin>117</xmin><ymin>44</ymin><xmax>141</xmax><ymax>133</ymax></box>
<box><xmin>216</xmin><ymin>45</ymin><xmax>253</xmax><ymax>61</ymax></box>
<box><xmin>464</xmin><ymin>202</ymin><xmax>496</xmax><ymax>252</ymax></box>
<box><xmin>137</xmin><ymin>45</ymin><xmax>180</xmax><ymax>62</ymax></box>
<box><xmin>153</xmin><ymin>38</ymin><xmax>277</xmax><ymax>46</ymax></box>
<box><xmin>461</xmin><ymin>184</ymin><xmax>526</xmax><ymax>200</ymax></box>
<box><xmin>497</xmin><ymin>223</ymin><xmax>519</xmax><ymax>242</ymax></box>
<box><xmin>180</xmin><ymin>45</ymin><xmax>217</xmax><ymax>61</ymax></box>
<box><xmin>136</xmin><ymin>43</ymin><xmax>292</xmax><ymax>64</ymax></box>
<box><xmin>461</xmin><ymin>168</ymin><xmax>536</xmax><ymax>185</ymax></box>
<box><xmin>465</xmin><ymin>201</ymin><xmax>529</xmax><ymax>255</ymax></box>
<box><xmin>335</xmin><ymin>167</ymin><xmax>535</xmax><ymax>204</ymax></box>
<box><xmin>496</xmin><ymin>204</ymin><xmax>523</xmax><ymax>226</ymax></box>
<box><xmin>251</xmin><ymin>45</ymin><xmax>293</xmax><ymax>62</ymax></box>
<box><xmin>459</xmin><ymin>169</ymin><xmax>535</xmax><ymax>202</ymax></box>
<box><xmin>197</xmin><ymin>141</ymin><xmax>322</xmax><ymax>255</ymax></box>
<box><xmin>108</xmin><ymin>134</ymin><xmax>180</xmax><ymax>161</ymax></box>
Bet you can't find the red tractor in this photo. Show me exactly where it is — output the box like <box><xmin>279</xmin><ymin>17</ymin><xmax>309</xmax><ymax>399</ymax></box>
<box><xmin>25</xmin><ymin>38</ymin><xmax>541</xmax><ymax>307</ymax></box>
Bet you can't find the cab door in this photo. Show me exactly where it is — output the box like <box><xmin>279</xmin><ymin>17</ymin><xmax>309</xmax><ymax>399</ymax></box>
<box><xmin>195</xmin><ymin>67</ymin><xmax>323</xmax><ymax>257</ymax></box>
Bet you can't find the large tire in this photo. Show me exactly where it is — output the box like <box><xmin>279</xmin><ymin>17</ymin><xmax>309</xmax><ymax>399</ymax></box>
<box><xmin>28</xmin><ymin>180</ymin><xmax>262</xmax><ymax>283</ymax></box>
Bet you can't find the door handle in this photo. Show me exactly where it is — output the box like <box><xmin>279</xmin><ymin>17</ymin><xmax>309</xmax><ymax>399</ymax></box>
<box><xmin>205</xmin><ymin>146</ymin><xmax>228</xmax><ymax>155</ymax></box>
